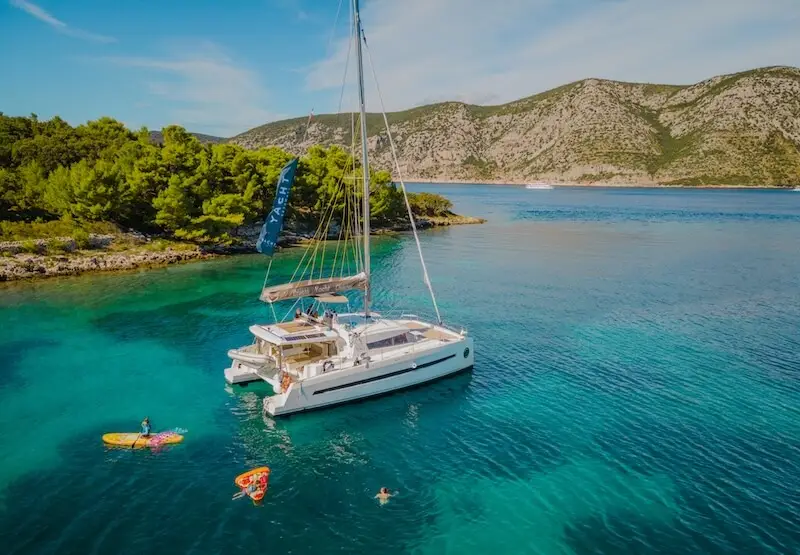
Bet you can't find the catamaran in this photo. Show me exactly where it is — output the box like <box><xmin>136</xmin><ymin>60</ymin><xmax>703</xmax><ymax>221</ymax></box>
<box><xmin>224</xmin><ymin>0</ymin><xmax>474</xmax><ymax>416</ymax></box>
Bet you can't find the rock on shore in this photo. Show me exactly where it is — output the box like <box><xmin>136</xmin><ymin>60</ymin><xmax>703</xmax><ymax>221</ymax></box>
<box><xmin>0</xmin><ymin>248</ymin><xmax>214</xmax><ymax>282</ymax></box>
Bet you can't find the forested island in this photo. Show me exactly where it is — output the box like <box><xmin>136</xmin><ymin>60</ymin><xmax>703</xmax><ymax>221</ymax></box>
<box><xmin>0</xmin><ymin>114</ymin><xmax>482</xmax><ymax>281</ymax></box>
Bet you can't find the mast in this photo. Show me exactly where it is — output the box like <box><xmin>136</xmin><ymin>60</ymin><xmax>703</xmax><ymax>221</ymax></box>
<box><xmin>353</xmin><ymin>0</ymin><xmax>371</xmax><ymax>317</ymax></box>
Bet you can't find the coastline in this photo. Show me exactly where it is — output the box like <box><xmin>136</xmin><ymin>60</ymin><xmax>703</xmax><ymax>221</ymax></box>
<box><xmin>405</xmin><ymin>178</ymin><xmax>795</xmax><ymax>189</ymax></box>
<box><xmin>0</xmin><ymin>215</ymin><xmax>485</xmax><ymax>283</ymax></box>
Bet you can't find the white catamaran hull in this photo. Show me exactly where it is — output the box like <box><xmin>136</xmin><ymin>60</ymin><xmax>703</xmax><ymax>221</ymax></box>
<box><xmin>263</xmin><ymin>337</ymin><xmax>473</xmax><ymax>416</ymax></box>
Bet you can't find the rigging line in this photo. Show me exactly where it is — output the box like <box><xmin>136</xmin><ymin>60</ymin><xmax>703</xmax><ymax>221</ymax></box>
<box><xmin>288</xmin><ymin>187</ymin><xmax>334</xmax><ymax>284</ymax></box>
<box><xmin>315</xmin><ymin>172</ymin><xmax>347</xmax><ymax>280</ymax></box>
<box><xmin>270</xmin><ymin>300</ymin><xmax>279</xmax><ymax>323</ymax></box>
<box><xmin>262</xmin><ymin>258</ymin><xmax>279</xmax><ymax>323</ymax></box>
<box><xmin>346</xmin><ymin>166</ymin><xmax>356</xmax><ymax>278</ymax></box>
<box><xmin>345</xmin><ymin>183</ymin><xmax>354</xmax><ymax>278</ymax></box>
<box><xmin>332</xmin><ymin>164</ymin><xmax>352</xmax><ymax>279</ymax></box>
<box><xmin>326</xmin><ymin>0</ymin><xmax>346</xmax><ymax>56</ymax></box>
<box><xmin>281</xmin><ymin>298</ymin><xmax>301</xmax><ymax>323</ymax></box>
<box><xmin>288</xmin><ymin>0</ymin><xmax>352</xmax><ymax>284</ymax></box>
<box><xmin>350</xmin><ymin>114</ymin><xmax>363</xmax><ymax>275</ymax></box>
<box><xmin>300</xmin><ymin>167</ymin><xmax>347</xmax><ymax>283</ymax></box>
<box><xmin>343</xmin><ymin>156</ymin><xmax>354</xmax><ymax>277</ymax></box>
<box><xmin>350</xmin><ymin>157</ymin><xmax>360</xmax><ymax>276</ymax></box>
<box><xmin>262</xmin><ymin>257</ymin><xmax>274</xmax><ymax>293</ymax></box>
<box><xmin>327</xmin><ymin>0</ymin><xmax>346</xmax><ymax>132</ymax></box>
<box><xmin>335</xmin><ymin>4</ymin><xmax>355</xmax><ymax>120</ymax></box>
<box><xmin>362</xmin><ymin>31</ymin><xmax>443</xmax><ymax>325</ymax></box>
<box><xmin>349</xmin><ymin>161</ymin><xmax>360</xmax><ymax>276</ymax></box>
<box><xmin>289</xmin><ymin>159</ymin><xmax>347</xmax><ymax>284</ymax></box>
<box><xmin>331</xmin><ymin>193</ymin><xmax>344</xmax><ymax>278</ymax></box>
<box><xmin>327</xmin><ymin>14</ymin><xmax>356</xmax><ymax>281</ymax></box>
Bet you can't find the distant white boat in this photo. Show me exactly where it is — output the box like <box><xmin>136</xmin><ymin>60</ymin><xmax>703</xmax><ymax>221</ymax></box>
<box><xmin>793</xmin><ymin>186</ymin><xmax>800</xmax><ymax>191</ymax></box>
<box><xmin>525</xmin><ymin>182</ymin><xmax>554</xmax><ymax>190</ymax></box>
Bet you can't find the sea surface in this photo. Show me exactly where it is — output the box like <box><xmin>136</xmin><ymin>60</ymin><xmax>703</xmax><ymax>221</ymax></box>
<box><xmin>1</xmin><ymin>185</ymin><xmax>799</xmax><ymax>555</ymax></box>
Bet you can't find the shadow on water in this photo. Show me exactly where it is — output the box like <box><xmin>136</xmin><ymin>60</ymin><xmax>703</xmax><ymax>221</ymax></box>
<box><xmin>0</xmin><ymin>338</ymin><xmax>59</xmax><ymax>388</ymax></box>
<box><xmin>564</xmin><ymin>487</ymin><xmax>800</xmax><ymax>555</ymax></box>
<box><xmin>0</xmin><ymin>426</ymin><xmax>254</xmax><ymax>555</ymax></box>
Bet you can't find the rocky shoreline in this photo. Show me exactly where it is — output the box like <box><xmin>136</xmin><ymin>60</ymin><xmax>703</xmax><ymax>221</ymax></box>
<box><xmin>0</xmin><ymin>215</ymin><xmax>485</xmax><ymax>283</ymax></box>
<box><xmin>0</xmin><ymin>247</ymin><xmax>216</xmax><ymax>282</ymax></box>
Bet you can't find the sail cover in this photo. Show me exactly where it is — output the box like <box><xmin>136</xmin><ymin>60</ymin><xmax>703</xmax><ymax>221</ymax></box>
<box><xmin>260</xmin><ymin>272</ymin><xmax>368</xmax><ymax>303</ymax></box>
<box><xmin>256</xmin><ymin>158</ymin><xmax>299</xmax><ymax>256</ymax></box>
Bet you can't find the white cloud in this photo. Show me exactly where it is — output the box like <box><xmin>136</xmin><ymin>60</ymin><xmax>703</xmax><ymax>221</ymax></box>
<box><xmin>9</xmin><ymin>0</ymin><xmax>116</xmax><ymax>43</ymax></box>
<box><xmin>104</xmin><ymin>43</ymin><xmax>278</xmax><ymax>137</ymax></box>
<box><xmin>306</xmin><ymin>0</ymin><xmax>800</xmax><ymax>112</ymax></box>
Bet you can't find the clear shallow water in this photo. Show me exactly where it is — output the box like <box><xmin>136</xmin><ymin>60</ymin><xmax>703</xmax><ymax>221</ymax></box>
<box><xmin>1</xmin><ymin>185</ymin><xmax>799</xmax><ymax>555</ymax></box>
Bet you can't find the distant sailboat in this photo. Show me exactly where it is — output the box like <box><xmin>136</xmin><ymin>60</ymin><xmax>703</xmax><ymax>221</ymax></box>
<box><xmin>224</xmin><ymin>0</ymin><xmax>474</xmax><ymax>416</ymax></box>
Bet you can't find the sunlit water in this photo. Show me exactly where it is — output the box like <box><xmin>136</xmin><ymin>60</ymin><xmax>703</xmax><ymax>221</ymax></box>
<box><xmin>1</xmin><ymin>185</ymin><xmax>799</xmax><ymax>555</ymax></box>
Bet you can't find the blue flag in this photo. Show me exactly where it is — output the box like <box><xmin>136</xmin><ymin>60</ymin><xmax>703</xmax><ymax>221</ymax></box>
<box><xmin>256</xmin><ymin>158</ymin><xmax>299</xmax><ymax>256</ymax></box>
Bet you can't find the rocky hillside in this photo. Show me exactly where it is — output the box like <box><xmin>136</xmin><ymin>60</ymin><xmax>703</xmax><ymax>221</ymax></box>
<box><xmin>231</xmin><ymin>66</ymin><xmax>800</xmax><ymax>186</ymax></box>
<box><xmin>149</xmin><ymin>130</ymin><xmax>226</xmax><ymax>145</ymax></box>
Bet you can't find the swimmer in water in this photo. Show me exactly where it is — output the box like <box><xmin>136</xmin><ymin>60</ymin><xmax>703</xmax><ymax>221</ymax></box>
<box><xmin>375</xmin><ymin>487</ymin><xmax>392</xmax><ymax>505</ymax></box>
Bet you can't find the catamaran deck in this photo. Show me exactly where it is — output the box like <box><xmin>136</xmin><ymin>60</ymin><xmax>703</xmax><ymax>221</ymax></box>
<box><xmin>225</xmin><ymin>313</ymin><xmax>463</xmax><ymax>386</ymax></box>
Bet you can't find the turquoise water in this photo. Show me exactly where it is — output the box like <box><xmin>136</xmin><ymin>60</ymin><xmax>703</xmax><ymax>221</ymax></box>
<box><xmin>1</xmin><ymin>185</ymin><xmax>799</xmax><ymax>554</ymax></box>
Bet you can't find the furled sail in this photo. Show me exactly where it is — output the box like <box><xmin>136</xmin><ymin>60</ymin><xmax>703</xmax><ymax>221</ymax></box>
<box><xmin>256</xmin><ymin>158</ymin><xmax>299</xmax><ymax>256</ymax></box>
<box><xmin>260</xmin><ymin>272</ymin><xmax>368</xmax><ymax>304</ymax></box>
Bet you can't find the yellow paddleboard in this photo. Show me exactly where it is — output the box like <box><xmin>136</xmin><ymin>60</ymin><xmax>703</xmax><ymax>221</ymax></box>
<box><xmin>102</xmin><ymin>432</ymin><xmax>184</xmax><ymax>449</ymax></box>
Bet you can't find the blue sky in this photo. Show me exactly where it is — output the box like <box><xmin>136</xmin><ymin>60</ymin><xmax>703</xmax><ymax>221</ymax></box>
<box><xmin>2</xmin><ymin>0</ymin><xmax>799</xmax><ymax>137</ymax></box>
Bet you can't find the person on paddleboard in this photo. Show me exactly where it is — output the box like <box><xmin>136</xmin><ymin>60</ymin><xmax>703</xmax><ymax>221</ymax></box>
<box><xmin>141</xmin><ymin>417</ymin><xmax>151</xmax><ymax>437</ymax></box>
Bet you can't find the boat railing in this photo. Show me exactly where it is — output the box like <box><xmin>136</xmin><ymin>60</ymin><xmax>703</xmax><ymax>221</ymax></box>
<box><xmin>382</xmin><ymin>308</ymin><xmax>468</xmax><ymax>335</ymax></box>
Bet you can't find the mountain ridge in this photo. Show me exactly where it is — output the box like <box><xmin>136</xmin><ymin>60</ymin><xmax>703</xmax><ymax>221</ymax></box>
<box><xmin>231</xmin><ymin>66</ymin><xmax>800</xmax><ymax>186</ymax></box>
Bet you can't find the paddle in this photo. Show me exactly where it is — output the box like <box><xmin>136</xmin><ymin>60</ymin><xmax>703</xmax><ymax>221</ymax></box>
<box><xmin>130</xmin><ymin>433</ymin><xmax>142</xmax><ymax>449</ymax></box>
<box><xmin>232</xmin><ymin>490</ymin><xmax>248</xmax><ymax>500</ymax></box>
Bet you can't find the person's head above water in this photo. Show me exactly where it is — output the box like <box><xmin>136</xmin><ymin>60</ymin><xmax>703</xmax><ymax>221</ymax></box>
<box><xmin>380</xmin><ymin>487</ymin><xmax>389</xmax><ymax>494</ymax></box>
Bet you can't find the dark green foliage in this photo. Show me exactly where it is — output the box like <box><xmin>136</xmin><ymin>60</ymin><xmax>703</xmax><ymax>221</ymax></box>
<box><xmin>71</xmin><ymin>228</ymin><xmax>91</xmax><ymax>249</ymax></box>
<box><xmin>0</xmin><ymin>217</ymin><xmax>117</xmax><ymax>241</ymax></box>
<box><xmin>0</xmin><ymin>114</ymin><xmax>445</xmax><ymax>243</ymax></box>
<box><xmin>407</xmin><ymin>192</ymin><xmax>453</xmax><ymax>216</ymax></box>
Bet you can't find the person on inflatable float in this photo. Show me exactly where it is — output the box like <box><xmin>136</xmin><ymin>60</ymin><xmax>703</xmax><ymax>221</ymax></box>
<box><xmin>245</xmin><ymin>473</ymin><xmax>267</xmax><ymax>496</ymax></box>
<box><xmin>141</xmin><ymin>417</ymin><xmax>151</xmax><ymax>437</ymax></box>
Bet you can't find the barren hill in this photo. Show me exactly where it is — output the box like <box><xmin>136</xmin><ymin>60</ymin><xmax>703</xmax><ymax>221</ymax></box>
<box><xmin>231</xmin><ymin>66</ymin><xmax>800</xmax><ymax>186</ymax></box>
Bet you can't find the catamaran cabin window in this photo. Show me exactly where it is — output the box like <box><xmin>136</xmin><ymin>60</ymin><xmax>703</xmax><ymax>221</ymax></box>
<box><xmin>367</xmin><ymin>332</ymin><xmax>415</xmax><ymax>350</ymax></box>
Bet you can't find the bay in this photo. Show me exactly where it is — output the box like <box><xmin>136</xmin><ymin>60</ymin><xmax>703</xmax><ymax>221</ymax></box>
<box><xmin>1</xmin><ymin>185</ymin><xmax>798</xmax><ymax>555</ymax></box>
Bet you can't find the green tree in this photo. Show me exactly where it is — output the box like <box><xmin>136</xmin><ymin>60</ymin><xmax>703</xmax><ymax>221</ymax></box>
<box><xmin>0</xmin><ymin>168</ymin><xmax>20</xmax><ymax>218</ymax></box>
<box><xmin>0</xmin><ymin>114</ymin><xmax>459</xmax><ymax>242</ymax></box>
<box><xmin>408</xmin><ymin>191</ymin><xmax>452</xmax><ymax>216</ymax></box>
<box><xmin>0</xmin><ymin>113</ymin><xmax>36</xmax><ymax>168</ymax></box>
<box><xmin>153</xmin><ymin>174</ymin><xmax>195</xmax><ymax>232</ymax></box>
<box><xmin>68</xmin><ymin>159</ymin><xmax>126</xmax><ymax>221</ymax></box>
<box><xmin>12</xmin><ymin>116</ymin><xmax>82</xmax><ymax>173</ymax></box>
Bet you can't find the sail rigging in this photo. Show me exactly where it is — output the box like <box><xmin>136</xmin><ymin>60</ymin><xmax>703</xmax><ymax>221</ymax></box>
<box><xmin>353</xmin><ymin>0</ymin><xmax>372</xmax><ymax>317</ymax></box>
<box><xmin>253</xmin><ymin>0</ymin><xmax>442</xmax><ymax>325</ymax></box>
